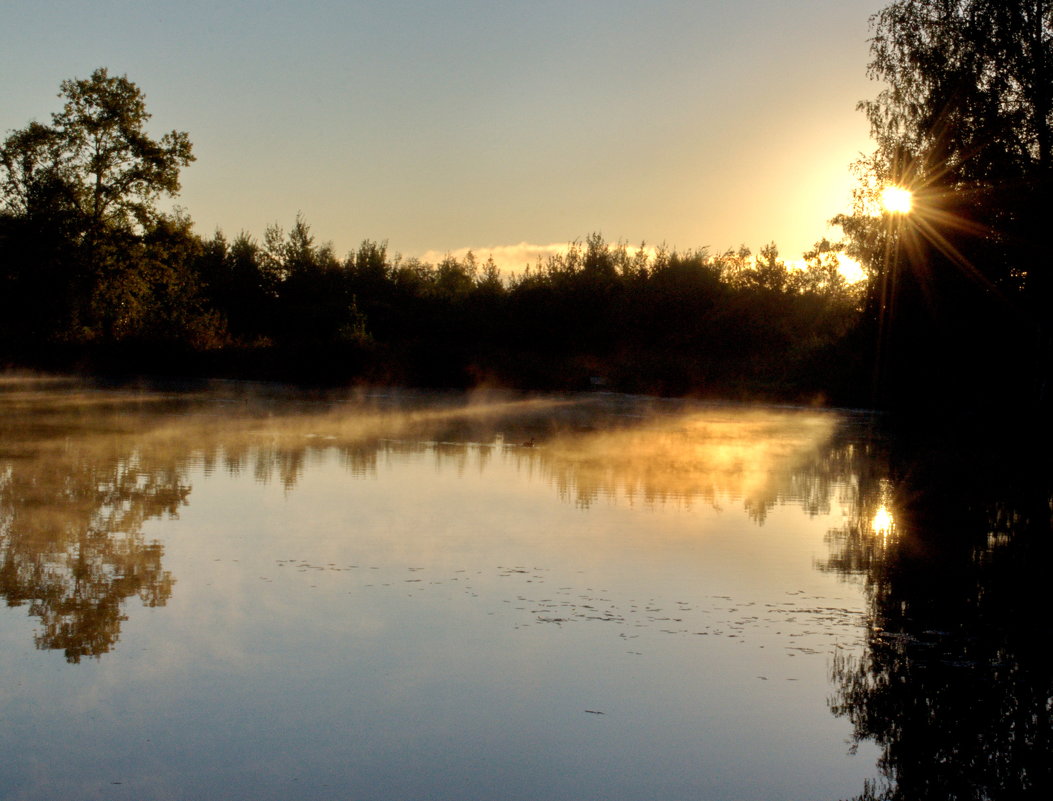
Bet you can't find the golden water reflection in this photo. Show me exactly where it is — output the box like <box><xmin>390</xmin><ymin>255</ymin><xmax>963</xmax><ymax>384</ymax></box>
<box><xmin>0</xmin><ymin>377</ymin><xmax>878</xmax><ymax>663</ymax></box>
<box><xmin>8</xmin><ymin>378</ymin><xmax>1045</xmax><ymax>800</ymax></box>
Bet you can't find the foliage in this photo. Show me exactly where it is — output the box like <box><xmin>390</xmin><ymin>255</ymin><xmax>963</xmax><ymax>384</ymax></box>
<box><xmin>2</xmin><ymin>69</ymin><xmax>866</xmax><ymax>398</ymax></box>
<box><xmin>835</xmin><ymin>1</ymin><xmax>1053</xmax><ymax>409</ymax></box>
<box><xmin>0</xmin><ymin>69</ymin><xmax>206</xmax><ymax>346</ymax></box>
<box><xmin>2</xmin><ymin>68</ymin><xmax>194</xmax><ymax>235</ymax></box>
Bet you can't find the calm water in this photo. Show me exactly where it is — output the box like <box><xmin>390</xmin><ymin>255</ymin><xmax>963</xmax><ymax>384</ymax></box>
<box><xmin>1</xmin><ymin>377</ymin><xmax>1047</xmax><ymax>800</ymax></box>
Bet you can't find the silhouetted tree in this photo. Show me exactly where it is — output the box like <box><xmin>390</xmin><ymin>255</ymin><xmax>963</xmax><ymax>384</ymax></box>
<box><xmin>0</xmin><ymin>68</ymin><xmax>205</xmax><ymax>348</ymax></box>
<box><xmin>1</xmin><ymin>70</ymin><xmax>865</xmax><ymax>393</ymax></box>
<box><xmin>836</xmin><ymin>1</ymin><xmax>1053</xmax><ymax>410</ymax></box>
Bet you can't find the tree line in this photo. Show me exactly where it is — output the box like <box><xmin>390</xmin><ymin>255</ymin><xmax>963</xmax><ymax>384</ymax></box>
<box><xmin>5</xmin><ymin>0</ymin><xmax>1052</xmax><ymax>414</ymax></box>
<box><xmin>0</xmin><ymin>69</ymin><xmax>863</xmax><ymax>399</ymax></box>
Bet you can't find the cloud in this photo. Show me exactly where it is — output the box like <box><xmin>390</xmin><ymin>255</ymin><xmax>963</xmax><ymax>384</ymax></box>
<box><xmin>417</xmin><ymin>242</ymin><xmax>568</xmax><ymax>274</ymax></box>
<box><xmin>417</xmin><ymin>241</ymin><xmax>658</xmax><ymax>275</ymax></box>
<box><xmin>417</xmin><ymin>241</ymin><xmax>866</xmax><ymax>284</ymax></box>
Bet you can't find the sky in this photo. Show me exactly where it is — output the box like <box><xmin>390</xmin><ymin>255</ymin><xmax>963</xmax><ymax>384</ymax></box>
<box><xmin>2</xmin><ymin>0</ymin><xmax>887</xmax><ymax>270</ymax></box>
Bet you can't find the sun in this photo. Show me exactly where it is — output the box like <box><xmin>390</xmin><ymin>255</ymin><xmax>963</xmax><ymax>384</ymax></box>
<box><xmin>880</xmin><ymin>185</ymin><xmax>913</xmax><ymax>214</ymax></box>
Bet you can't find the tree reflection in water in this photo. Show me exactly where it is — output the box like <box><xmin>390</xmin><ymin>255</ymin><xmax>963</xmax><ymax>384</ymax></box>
<box><xmin>821</xmin><ymin>427</ymin><xmax>1053</xmax><ymax>800</ymax></box>
<box><xmin>12</xmin><ymin>375</ymin><xmax>1051</xmax><ymax>799</ymax></box>
<box><xmin>0</xmin><ymin>383</ymin><xmax>182</xmax><ymax>662</ymax></box>
<box><xmin>1</xmin><ymin>379</ymin><xmax>867</xmax><ymax>667</ymax></box>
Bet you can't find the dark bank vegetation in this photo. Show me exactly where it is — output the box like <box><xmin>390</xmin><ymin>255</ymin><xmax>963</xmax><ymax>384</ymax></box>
<box><xmin>834</xmin><ymin>0</ymin><xmax>1053</xmax><ymax>417</ymax></box>
<box><xmin>0</xmin><ymin>71</ymin><xmax>863</xmax><ymax>399</ymax></box>
<box><xmin>5</xmin><ymin>0</ymin><xmax>1053</xmax><ymax>416</ymax></box>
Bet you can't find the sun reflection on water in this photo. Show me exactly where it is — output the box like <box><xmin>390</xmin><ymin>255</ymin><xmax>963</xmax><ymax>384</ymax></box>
<box><xmin>871</xmin><ymin>505</ymin><xmax>895</xmax><ymax>538</ymax></box>
<box><xmin>870</xmin><ymin>479</ymin><xmax>897</xmax><ymax>540</ymax></box>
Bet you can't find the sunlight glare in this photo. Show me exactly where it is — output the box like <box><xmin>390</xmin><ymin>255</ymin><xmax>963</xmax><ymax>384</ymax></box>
<box><xmin>871</xmin><ymin>505</ymin><xmax>895</xmax><ymax>538</ymax></box>
<box><xmin>880</xmin><ymin>186</ymin><xmax>913</xmax><ymax>214</ymax></box>
<box><xmin>837</xmin><ymin>254</ymin><xmax>866</xmax><ymax>283</ymax></box>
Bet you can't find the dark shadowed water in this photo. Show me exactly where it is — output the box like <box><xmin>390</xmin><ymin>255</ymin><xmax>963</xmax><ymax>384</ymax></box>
<box><xmin>1</xmin><ymin>377</ymin><xmax>1048</xmax><ymax>800</ymax></box>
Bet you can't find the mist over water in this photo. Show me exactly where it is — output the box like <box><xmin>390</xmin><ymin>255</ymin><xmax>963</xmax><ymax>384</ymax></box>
<box><xmin>0</xmin><ymin>377</ymin><xmax>906</xmax><ymax>799</ymax></box>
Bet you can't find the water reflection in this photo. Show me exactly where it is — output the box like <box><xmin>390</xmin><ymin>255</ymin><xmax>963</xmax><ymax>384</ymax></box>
<box><xmin>0</xmin><ymin>385</ymin><xmax>181</xmax><ymax>662</ymax></box>
<box><xmin>820</xmin><ymin>431</ymin><xmax>1053</xmax><ymax>800</ymax></box>
<box><xmin>536</xmin><ymin>409</ymin><xmax>839</xmax><ymax>516</ymax></box>
<box><xmin>5</xmin><ymin>377</ymin><xmax>1050</xmax><ymax>797</ymax></box>
<box><xmin>0</xmin><ymin>378</ymin><xmax>868</xmax><ymax>665</ymax></box>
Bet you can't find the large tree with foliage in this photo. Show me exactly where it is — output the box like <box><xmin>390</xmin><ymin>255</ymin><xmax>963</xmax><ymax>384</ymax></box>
<box><xmin>837</xmin><ymin>1</ymin><xmax>1053</xmax><ymax>408</ymax></box>
<box><xmin>0</xmin><ymin>68</ymin><xmax>205</xmax><ymax>347</ymax></box>
<box><xmin>1</xmin><ymin>68</ymin><xmax>194</xmax><ymax>234</ymax></box>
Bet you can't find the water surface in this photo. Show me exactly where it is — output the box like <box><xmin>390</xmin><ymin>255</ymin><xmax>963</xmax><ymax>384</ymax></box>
<box><xmin>1</xmin><ymin>378</ymin><xmax>898</xmax><ymax>799</ymax></box>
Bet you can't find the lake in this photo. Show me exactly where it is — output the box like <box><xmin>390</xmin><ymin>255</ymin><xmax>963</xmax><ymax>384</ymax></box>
<box><xmin>2</xmin><ymin>377</ymin><xmax>1047</xmax><ymax>800</ymax></box>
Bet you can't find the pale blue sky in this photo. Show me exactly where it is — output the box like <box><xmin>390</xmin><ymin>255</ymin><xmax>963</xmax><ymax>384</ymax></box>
<box><xmin>2</xmin><ymin>0</ymin><xmax>886</xmax><ymax>267</ymax></box>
